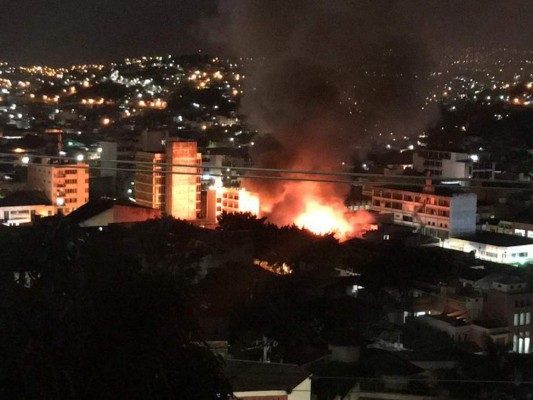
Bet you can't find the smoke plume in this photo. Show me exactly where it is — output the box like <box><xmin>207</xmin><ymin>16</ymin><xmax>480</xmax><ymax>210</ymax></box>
<box><xmin>208</xmin><ymin>0</ymin><xmax>436</xmax><ymax>226</ymax></box>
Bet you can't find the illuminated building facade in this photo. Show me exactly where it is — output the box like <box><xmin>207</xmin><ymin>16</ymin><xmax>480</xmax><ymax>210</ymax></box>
<box><xmin>370</xmin><ymin>182</ymin><xmax>477</xmax><ymax>239</ymax></box>
<box><xmin>413</xmin><ymin>150</ymin><xmax>495</xmax><ymax>180</ymax></box>
<box><xmin>165</xmin><ymin>139</ymin><xmax>202</xmax><ymax>220</ymax></box>
<box><xmin>0</xmin><ymin>191</ymin><xmax>55</xmax><ymax>226</ymax></box>
<box><xmin>444</xmin><ymin>232</ymin><xmax>533</xmax><ymax>265</ymax></box>
<box><xmin>204</xmin><ymin>187</ymin><xmax>260</xmax><ymax>224</ymax></box>
<box><xmin>135</xmin><ymin>152</ymin><xmax>166</xmax><ymax>210</ymax></box>
<box><xmin>134</xmin><ymin>139</ymin><xmax>201</xmax><ymax>221</ymax></box>
<box><xmin>27</xmin><ymin>158</ymin><xmax>89</xmax><ymax>215</ymax></box>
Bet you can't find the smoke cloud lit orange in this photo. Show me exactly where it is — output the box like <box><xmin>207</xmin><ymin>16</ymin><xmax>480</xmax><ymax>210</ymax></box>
<box><xmin>247</xmin><ymin>180</ymin><xmax>374</xmax><ymax>241</ymax></box>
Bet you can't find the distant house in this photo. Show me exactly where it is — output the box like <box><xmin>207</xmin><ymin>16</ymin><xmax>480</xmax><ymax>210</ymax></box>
<box><xmin>412</xmin><ymin>273</ymin><xmax>533</xmax><ymax>354</ymax></box>
<box><xmin>224</xmin><ymin>360</ymin><xmax>311</xmax><ymax>400</ymax></box>
<box><xmin>0</xmin><ymin>190</ymin><xmax>55</xmax><ymax>226</ymax></box>
<box><xmin>67</xmin><ymin>198</ymin><xmax>160</xmax><ymax>227</ymax></box>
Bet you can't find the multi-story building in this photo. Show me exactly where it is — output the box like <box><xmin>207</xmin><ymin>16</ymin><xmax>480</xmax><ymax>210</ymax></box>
<box><xmin>134</xmin><ymin>139</ymin><xmax>201</xmax><ymax>221</ymax></box>
<box><xmin>413</xmin><ymin>150</ymin><xmax>495</xmax><ymax>180</ymax></box>
<box><xmin>165</xmin><ymin>139</ymin><xmax>201</xmax><ymax>220</ymax></box>
<box><xmin>482</xmin><ymin>219</ymin><xmax>533</xmax><ymax>239</ymax></box>
<box><xmin>27</xmin><ymin>158</ymin><xmax>89</xmax><ymax>215</ymax></box>
<box><xmin>370</xmin><ymin>182</ymin><xmax>477</xmax><ymax>239</ymax></box>
<box><xmin>204</xmin><ymin>187</ymin><xmax>260</xmax><ymax>224</ymax></box>
<box><xmin>485</xmin><ymin>276</ymin><xmax>532</xmax><ymax>353</ymax></box>
<box><xmin>411</xmin><ymin>274</ymin><xmax>533</xmax><ymax>353</ymax></box>
<box><xmin>135</xmin><ymin>152</ymin><xmax>166</xmax><ymax>211</ymax></box>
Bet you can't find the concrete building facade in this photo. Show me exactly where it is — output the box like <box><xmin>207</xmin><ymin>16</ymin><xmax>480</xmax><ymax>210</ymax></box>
<box><xmin>370</xmin><ymin>184</ymin><xmax>477</xmax><ymax>239</ymax></box>
<box><xmin>413</xmin><ymin>150</ymin><xmax>495</xmax><ymax>180</ymax></box>
<box><xmin>165</xmin><ymin>139</ymin><xmax>201</xmax><ymax>220</ymax></box>
<box><xmin>27</xmin><ymin>158</ymin><xmax>89</xmax><ymax>215</ymax></box>
<box><xmin>204</xmin><ymin>187</ymin><xmax>260</xmax><ymax>224</ymax></box>
<box><xmin>135</xmin><ymin>152</ymin><xmax>166</xmax><ymax>211</ymax></box>
<box><xmin>134</xmin><ymin>139</ymin><xmax>201</xmax><ymax>221</ymax></box>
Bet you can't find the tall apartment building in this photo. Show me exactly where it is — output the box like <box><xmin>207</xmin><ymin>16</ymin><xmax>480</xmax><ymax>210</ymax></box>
<box><xmin>27</xmin><ymin>158</ymin><xmax>89</xmax><ymax>215</ymax></box>
<box><xmin>370</xmin><ymin>182</ymin><xmax>477</xmax><ymax>239</ymax></box>
<box><xmin>165</xmin><ymin>139</ymin><xmax>201</xmax><ymax>220</ymax></box>
<box><xmin>135</xmin><ymin>152</ymin><xmax>166</xmax><ymax>210</ymax></box>
<box><xmin>134</xmin><ymin>139</ymin><xmax>201</xmax><ymax>221</ymax></box>
<box><xmin>413</xmin><ymin>149</ymin><xmax>495</xmax><ymax>180</ymax></box>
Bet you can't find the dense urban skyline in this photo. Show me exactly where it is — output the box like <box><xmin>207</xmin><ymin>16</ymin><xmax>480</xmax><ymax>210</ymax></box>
<box><xmin>3</xmin><ymin>2</ymin><xmax>533</xmax><ymax>399</ymax></box>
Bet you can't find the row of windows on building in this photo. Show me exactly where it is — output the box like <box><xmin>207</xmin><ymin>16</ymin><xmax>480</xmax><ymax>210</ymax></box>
<box><xmin>417</xmin><ymin>151</ymin><xmax>452</xmax><ymax>160</ymax></box>
<box><xmin>515</xmin><ymin>299</ymin><xmax>532</xmax><ymax>308</ymax></box>
<box><xmin>480</xmin><ymin>250</ymin><xmax>498</xmax><ymax>259</ymax></box>
<box><xmin>374</xmin><ymin>200</ymin><xmax>450</xmax><ymax>217</ymax></box>
<box><xmin>401</xmin><ymin>214</ymin><xmax>449</xmax><ymax>228</ymax></box>
<box><xmin>514</xmin><ymin>312</ymin><xmax>531</xmax><ymax>326</ymax></box>
<box><xmin>514</xmin><ymin>229</ymin><xmax>533</xmax><ymax>239</ymax></box>
<box><xmin>513</xmin><ymin>332</ymin><xmax>530</xmax><ymax>354</ymax></box>
<box><xmin>423</xmin><ymin>160</ymin><xmax>442</xmax><ymax>168</ymax></box>
<box><xmin>374</xmin><ymin>191</ymin><xmax>451</xmax><ymax>207</ymax></box>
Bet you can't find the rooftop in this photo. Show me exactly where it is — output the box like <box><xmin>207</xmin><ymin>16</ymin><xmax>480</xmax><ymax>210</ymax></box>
<box><xmin>224</xmin><ymin>360</ymin><xmax>309</xmax><ymax>393</ymax></box>
<box><xmin>0</xmin><ymin>190</ymin><xmax>51</xmax><ymax>207</ymax></box>
<box><xmin>453</xmin><ymin>232</ymin><xmax>533</xmax><ymax>247</ymax></box>
<box><xmin>67</xmin><ymin>198</ymin><xmax>151</xmax><ymax>225</ymax></box>
<box><xmin>380</xmin><ymin>184</ymin><xmax>469</xmax><ymax>198</ymax></box>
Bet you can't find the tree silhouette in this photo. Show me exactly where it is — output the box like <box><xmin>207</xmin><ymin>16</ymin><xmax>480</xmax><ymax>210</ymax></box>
<box><xmin>0</xmin><ymin>218</ymin><xmax>231</xmax><ymax>399</ymax></box>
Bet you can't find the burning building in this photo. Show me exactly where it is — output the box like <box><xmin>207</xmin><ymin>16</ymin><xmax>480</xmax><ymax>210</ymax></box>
<box><xmin>209</xmin><ymin>0</ymin><xmax>434</xmax><ymax>241</ymax></box>
<box><xmin>204</xmin><ymin>186</ymin><xmax>260</xmax><ymax>224</ymax></box>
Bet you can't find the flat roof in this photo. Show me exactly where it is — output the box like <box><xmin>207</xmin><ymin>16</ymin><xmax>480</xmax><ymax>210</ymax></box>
<box><xmin>224</xmin><ymin>360</ymin><xmax>308</xmax><ymax>392</ymax></box>
<box><xmin>453</xmin><ymin>232</ymin><xmax>533</xmax><ymax>247</ymax></box>
<box><xmin>379</xmin><ymin>184</ymin><xmax>468</xmax><ymax>198</ymax></box>
<box><xmin>0</xmin><ymin>191</ymin><xmax>51</xmax><ymax>207</ymax></box>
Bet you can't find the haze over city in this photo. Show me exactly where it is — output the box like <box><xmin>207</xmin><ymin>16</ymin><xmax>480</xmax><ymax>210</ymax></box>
<box><xmin>1</xmin><ymin>1</ymin><xmax>533</xmax><ymax>399</ymax></box>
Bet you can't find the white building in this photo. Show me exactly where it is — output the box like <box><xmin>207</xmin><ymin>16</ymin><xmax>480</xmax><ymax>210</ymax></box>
<box><xmin>413</xmin><ymin>149</ymin><xmax>495</xmax><ymax>180</ymax></box>
<box><xmin>370</xmin><ymin>183</ymin><xmax>477</xmax><ymax>239</ymax></box>
<box><xmin>0</xmin><ymin>191</ymin><xmax>55</xmax><ymax>226</ymax></box>
<box><xmin>444</xmin><ymin>232</ymin><xmax>533</xmax><ymax>265</ymax></box>
<box><xmin>27</xmin><ymin>158</ymin><xmax>89</xmax><ymax>215</ymax></box>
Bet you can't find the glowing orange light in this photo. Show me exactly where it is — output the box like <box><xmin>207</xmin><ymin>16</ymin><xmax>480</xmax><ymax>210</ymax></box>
<box><xmin>295</xmin><ymin>201</ymin><xmax>352</xmax><ymax>239</ymax></box>
<box><xmin>238</xmin><ymin>189</ymin><xmax>260</xmax><ymax>215</ymax></box>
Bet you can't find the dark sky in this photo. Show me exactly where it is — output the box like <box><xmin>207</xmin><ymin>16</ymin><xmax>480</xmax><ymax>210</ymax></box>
<box><xmin>0</xmin><ymin>0</ymin><xmax>217</xmax><ymax>65</ymax></box>
<box><xmin>1</xmin><ymin>0</ymin><xmax>533</xmax><ymax>66</ymax></box>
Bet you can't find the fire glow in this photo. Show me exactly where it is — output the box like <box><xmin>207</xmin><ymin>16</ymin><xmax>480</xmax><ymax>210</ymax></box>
<box><xmin>295</xmin><ymin>200</ymin><xmax>352</xmax><ymax>238</ymax></box>
<box><xmin>249</xmin><ymin>181</ymin><xmax>374</xmax><ymax>242</ymax></box>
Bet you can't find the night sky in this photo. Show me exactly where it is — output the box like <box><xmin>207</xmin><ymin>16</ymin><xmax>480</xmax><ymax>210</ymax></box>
<box><xmin>0</xmin><ymin>0</ymin><xmax>217</xmax><ymax>65</ymax></box>
<box><xmin>1</xmin><ymin>0</ymin><xmax>533</xmax><ymax>66</ymax></box>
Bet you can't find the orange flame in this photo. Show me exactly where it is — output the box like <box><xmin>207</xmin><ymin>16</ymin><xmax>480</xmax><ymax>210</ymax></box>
<box><xmin>295</xmin><ymin>200</ymin><xmax>352</xmax><ymax>239</ymax></box>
